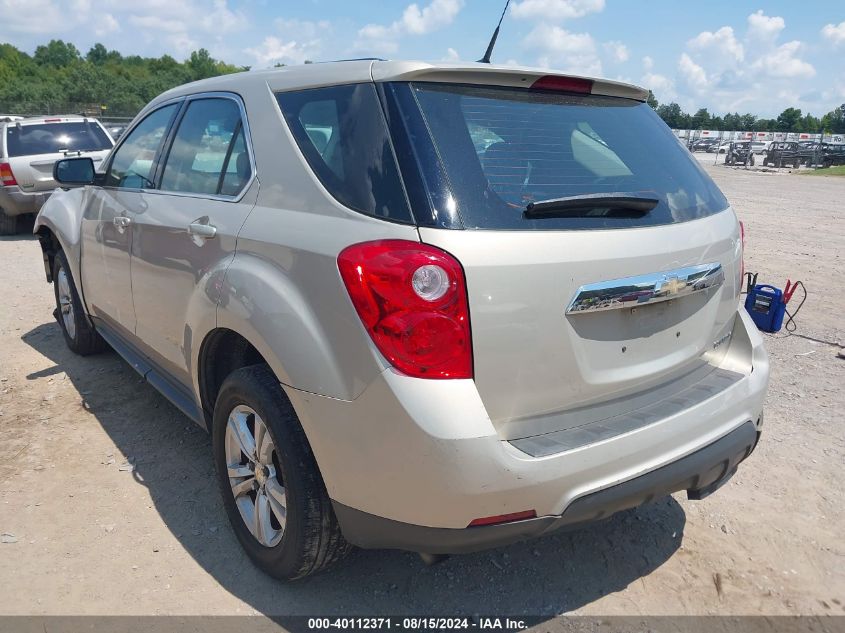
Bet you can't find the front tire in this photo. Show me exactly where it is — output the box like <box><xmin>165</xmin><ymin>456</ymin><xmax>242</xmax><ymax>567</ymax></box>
<box><xmin>52</xmin><ymin>250</ymin><xmax>107</xmax><ymax>355</ymax></box>
<box><xmin>212</xmin><ymin>364</ymin><xmax>352</xmax><ymax>580</ymax></box>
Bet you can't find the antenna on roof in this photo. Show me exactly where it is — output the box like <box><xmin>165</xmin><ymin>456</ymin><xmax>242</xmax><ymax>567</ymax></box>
<box><xmin>478</xmin><ymin>0</ymin><xmax>511</xmax><ymax>64</ymax></box>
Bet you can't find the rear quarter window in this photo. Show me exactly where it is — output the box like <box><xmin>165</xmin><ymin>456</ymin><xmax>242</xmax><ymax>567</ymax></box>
<box><xmin>276</xmin><ymin>83</ymin><xmax>413</xmax><ymax>224</ymax></box>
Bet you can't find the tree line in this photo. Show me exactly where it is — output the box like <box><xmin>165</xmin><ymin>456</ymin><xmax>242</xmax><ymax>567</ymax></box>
<box><xmin>0</xmin><ymin>40</ymin><xmax>245</xmax><ymax>117</ymax></box>
<box><xmin>646</xmin><ymin>91</ymin><xmax>845</xmax><ymax>134</ymax></box>
<box><xmin>2</xmin><ymin>39</ymin><xmax>844</xmax><ymax>133</ymax></box>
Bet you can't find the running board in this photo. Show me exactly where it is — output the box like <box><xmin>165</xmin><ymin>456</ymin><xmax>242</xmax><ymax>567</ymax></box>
<box><xmin>92</xmin><ymin>318</ymin><xmax>205</xmax><ymax>426</ymax></box>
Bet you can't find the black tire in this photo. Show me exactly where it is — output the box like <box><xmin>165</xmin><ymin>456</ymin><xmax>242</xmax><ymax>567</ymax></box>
<box><xmin>0</xmin><ymin>209</ymin><xmax>18</xmax><ymax>236</ymax></box>
<box><xmin>212</xmin><ymin>364</ymin><xmax>352</xmax><ymax>580</ymax></box>
<box><xmin>52</xmin><ymin>250</ymin><xmax>108</xmax><ymax>355</ymax></box>
<box><xmin>793</xmin><ymin>159</ymin><xmax>800</xmax><ymax>169</ymax></box>
<box><xmin>749</xmin><ymin>155</ymin><xmax>755</xmax><ymax>166</ymax></box>
<box><xmin>725</xmin><ymin>156</ymin><xmax>732</xmax><ymax>165</ymax></box>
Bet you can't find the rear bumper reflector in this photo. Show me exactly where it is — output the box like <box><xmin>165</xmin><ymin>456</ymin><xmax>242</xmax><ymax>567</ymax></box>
<box><xmin>468</xmin><ymin>510</ymin><xmax>537</xmax><ymax>527</ymax></box>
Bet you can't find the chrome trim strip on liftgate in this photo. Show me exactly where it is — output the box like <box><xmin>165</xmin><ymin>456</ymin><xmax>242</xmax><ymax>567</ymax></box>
<box><xmin>566</xmin><ymin>262</ymin><xmax>725</xmax><ymax>314</ymax></box>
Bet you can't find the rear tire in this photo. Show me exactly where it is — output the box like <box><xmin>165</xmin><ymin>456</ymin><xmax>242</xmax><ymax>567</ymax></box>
<box><xmin>212</xmin><ymin>364</ymin><xmax>352</xmax><ymax>580</ymax></box>
<box><xmin>749</xmin><ymin>154</ymin><xmax>755</xmax><ymax>166</ymax></box>
<box><xmin>52</xmin><ymin>250</ymin><xmax>108</xmax><ymax>355</ymax></box>
<box><xmin>0</xmin><ymin>209</ymin><xmax>18</xmax><ymax>236</ymax></box>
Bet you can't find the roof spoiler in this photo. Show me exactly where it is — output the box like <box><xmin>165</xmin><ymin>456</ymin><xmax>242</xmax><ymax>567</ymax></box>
<box><xmin>370</xmin><ymin>62</ymin><xmax>649</xmax><ymax>102</ymax></box>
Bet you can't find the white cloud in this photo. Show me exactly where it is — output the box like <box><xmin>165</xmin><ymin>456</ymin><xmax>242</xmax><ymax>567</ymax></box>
<box><xmin>443</xmin><ymin>47</ymin><xmax>460</xmax><ymax>62</ymax></box>
<box><xmin>356</xmin><ymin>0</ymin><xmax>463</xmax><ymax>53</ymax></box>
<box><xmin>603</xmin><ymin>40</ymin><xmax>629</xmax><ymax>63</ymax></box>
<box><xmin>642</xmin><ymin>72</ymin><xmax>675</xmax><ymax>99</ymax></box>
<box><xmin>678</xmin><ymin>53</ymin><xmax>707</xmax><ymax>88</ymax></box>
<box><xmin>747</xmin><ymin>10</ymin><xmax>785</xmax><ymax>41</ymax></box>
<box><xmin>94</xmin><ymin>13</ymin><xmax>120</xmax><ymax>36</ymax></box>
<box><xmin>751</xmin><ymin>40</ymin><xmax>815</xmax><ymax>78</ymax></box>
<box><xmin>821</xmin><ymin>21</ymin><xmax>845</xmax><ymax>46</ymax></box>
<box><xmin>642</xmin><ymin>55</ymin><xmax>654</xmax><ymax>71</ymax></box>
<box><xmin>200</xmin><ymin>0</ymin><xmax>248</xmax><ymax>34</ymax></box>
<box><xmin>401</xmin><ymin>0</ymin><xmax>462</xmax><ymax>34</ymax></box>
<box><xmin>0</xmin><ymin>0</ymin><xmax>82</xmax><ymax>34</ymax></box>
<box><xmin>129</xmin><ymin>15</ymin><xmax>185</xmax><ymax>34</ymax></box>
<box><xmin>245</xmin><ymin>37</ymin><xmax>311</xmax><ymax>66</ymax></box>
<box><xmin>510</xmin><ymin>0</ymin><xmax>604</xmax><ymax>21</ymax></box>
<box><xmin>523</xmin><ymin>24</ymin><xmax>601</xmax><ymax>76</ymax></box>
<box><xmin>688</xmin><ymin>26</ymin><xmax>744</xmax><ymax>63</ymax></box>
<box><xmin>245</xmin><ymin>19</ymin><xmax>330</xmax><ymax>67</ymax></box>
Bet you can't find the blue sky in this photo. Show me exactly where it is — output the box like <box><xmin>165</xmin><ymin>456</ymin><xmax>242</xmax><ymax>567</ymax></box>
<box><xmin>2</xmin><ymin>0</ymin><xmax>844</xmax><ymax>117</ymax></box>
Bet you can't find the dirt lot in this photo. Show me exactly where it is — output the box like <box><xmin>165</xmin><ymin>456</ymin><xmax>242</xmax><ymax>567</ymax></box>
<box><xmin>0</xmin><ymin>164</ymin><xmax>843</xmax><ymax>620</ymax></box>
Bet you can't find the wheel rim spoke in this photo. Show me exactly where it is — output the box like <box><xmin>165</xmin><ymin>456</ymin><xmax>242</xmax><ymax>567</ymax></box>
<box><xmin>254</xmin><ymin>490</ymin><xmax>277</xmax><ymax>546</ymax></box>
<box><xmin>254</xmin><ymin>417</ymin><xmax>271</xmax><ymax>464</ymax></box>
<box><xmin>228</xmin><ymin>464</ymin><xmax>253</xmax><ymax>479</ymax></box>
<box><xmin>265</xmin><ymin>478</ymin><xmax>287</xmax><ymax>530</ymax></box>
<box><xmin>231</xmin><ymin>477</ymin><xmax>255</xmax><ymax>499</ymax></box>
<box><xmin>230</xmin><ymin>410</ymin><xmax>256</xmax><ymax>460</ymax></box>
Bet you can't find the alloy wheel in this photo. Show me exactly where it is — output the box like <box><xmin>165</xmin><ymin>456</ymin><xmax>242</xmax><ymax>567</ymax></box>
<box><xmin>56</xmin><ymin>267</ymin><xmax>76</xmax><ymax>339</ymax></box>
<box><xmin>224</xmin><ymin>404</ymin><xmax>287</xmax><ymax>547</ymax></box>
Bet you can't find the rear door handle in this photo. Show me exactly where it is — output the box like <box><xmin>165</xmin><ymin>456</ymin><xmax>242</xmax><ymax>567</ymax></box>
<box><xmin>188</xmin><ymin>222</ymin><xmax>217</xmax><ymax>239</ymax></box>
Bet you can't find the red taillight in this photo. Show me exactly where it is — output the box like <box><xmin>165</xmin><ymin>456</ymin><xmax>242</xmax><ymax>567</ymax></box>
<box><xmin>0</xmin><ymin>163</ymin><xmax>17</xmax><ymax>186</ymax></box>
<box><xmin>531</xmin><ymin>75</ymin><xmax>593</xmax><ymax>94</ymax></box>
<box><xmin>468</xmin><ymin>510</ymin><xmax>537</xmax><ymax>527</ymax></box>
<box><xmin>337</xmin><ymin>240</ymin><xmax>472</xmax><ymax>379</ymax></box>
<box><xmin>739</xmin><ymin>220</ymin><xmax>746</xmax><ymax>286</ymax></box>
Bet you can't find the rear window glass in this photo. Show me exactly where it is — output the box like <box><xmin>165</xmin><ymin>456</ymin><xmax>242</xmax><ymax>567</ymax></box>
<box><xmin>276</xmin><ymin>84</ymin><xmax>413</xmax><ymax>224</ymax></box>
<box><xmin>404</xmin><ymin>83</ymin><xmax>729</xmax><ymax>230</ymax></box>
<box><xmin>5</xmin><ymin>121</ymin><xmax>112</xmax><ymax>157</ymax></box>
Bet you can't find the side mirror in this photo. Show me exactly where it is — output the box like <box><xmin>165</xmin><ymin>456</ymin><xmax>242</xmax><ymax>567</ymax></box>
<box><xmin>54</xmin><ymin>157</ymin><xmax>95</xmax><ymax>186</ymax></box>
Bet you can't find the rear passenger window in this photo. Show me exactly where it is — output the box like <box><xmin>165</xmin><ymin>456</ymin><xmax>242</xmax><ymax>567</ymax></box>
<box><xmin>160</xmin><ymin>98</ymin><xmax>252</xmax><ymax>197</ymax></box>
<box><xmin>276</xmin><ymin>84</ymin><xmax>412</xmax><ymax>223</ymax></box>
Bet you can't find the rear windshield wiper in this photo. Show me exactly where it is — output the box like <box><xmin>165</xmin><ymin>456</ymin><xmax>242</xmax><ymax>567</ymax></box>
<box><xmin>523</xmin><ymin>193</ymin><xmax>660</xmax><ymax>219</ymax></box>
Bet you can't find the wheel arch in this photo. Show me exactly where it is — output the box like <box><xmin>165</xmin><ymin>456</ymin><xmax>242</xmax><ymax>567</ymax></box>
<box><xmin>33</xmin><ymin>187</ymin><xmax>87</xmax><ymax>290</ymax></box>
<box><xmin>196</xmin><ymin>327</ymin><xmax>269</xmax><ymax>426</ymax></box>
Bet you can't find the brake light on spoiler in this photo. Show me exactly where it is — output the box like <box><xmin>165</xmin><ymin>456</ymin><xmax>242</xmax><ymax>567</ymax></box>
<box><xmin>531</xmin><ymin>75</ymin><xmax>593</xmax><ymax>94</ymax></box>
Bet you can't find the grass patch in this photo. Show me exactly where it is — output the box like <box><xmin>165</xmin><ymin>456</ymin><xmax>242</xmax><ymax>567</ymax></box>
<box><xmin>798</xmin><ymin>165</ymin><xmax>845</xmax><ymax>176</ymax></box>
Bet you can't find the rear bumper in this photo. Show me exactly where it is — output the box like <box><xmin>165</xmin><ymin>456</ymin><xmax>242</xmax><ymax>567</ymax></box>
<box><xmin>0</xmin><ymin>185</ymin><xmax>50</xmax><ymax>216</ymax></box>
<box><xmin>287</xmin><ymin>307</ymin><xmax>769</xmax><ymax>549</ymax></box>
<box><xmin>333</xmin><ymin>420</ymin><xmax>760</xmax><ymax>553</ymax></box>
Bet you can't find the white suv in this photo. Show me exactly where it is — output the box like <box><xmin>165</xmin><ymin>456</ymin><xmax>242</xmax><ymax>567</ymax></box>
<box><xmin>1</xmin><ymin>116</ymin><xmax>113</xmax><ymax>234</ymax></box>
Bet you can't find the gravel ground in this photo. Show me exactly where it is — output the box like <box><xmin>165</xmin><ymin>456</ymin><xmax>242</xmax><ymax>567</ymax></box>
<box><xmin>0</xmin><ymin>164</ymin><xmax>843</xmax><ymax>620</ymax></box>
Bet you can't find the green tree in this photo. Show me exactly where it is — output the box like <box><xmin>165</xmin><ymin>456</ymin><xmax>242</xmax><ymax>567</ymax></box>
<box><xmin>646</xmin><ymin>90</ymin><xmax>658</xmax><ymax>109</ymax></box>
<box><xmin>691</xmin><ymin>108</ymin><xmax>711</xmax><ymax>129</ymax></box>
<box><xmin>739</xmin><ymin>114</ymin><xmax>757</xmax><ymax>130</ymax></box>
<box><xmin>820</xmin><ymin>105</ymin><xmax>845</xmax><ymax>134</ymax></box>
<box><xmin>656</xmin><ymin>102</ymin><xmax>689</xmax><ymax>129</ymax></box>
<box><xmin>776</xmin><ymin>107</ymin><xmax>802</xmax><ymax>132</ymax></box>
<box><xmin>33</xmin><ymin>40</ymin><xmax>80</xmax><ymax>67</ymax></box>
